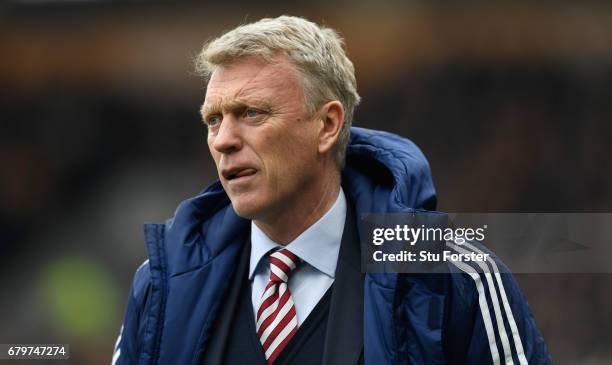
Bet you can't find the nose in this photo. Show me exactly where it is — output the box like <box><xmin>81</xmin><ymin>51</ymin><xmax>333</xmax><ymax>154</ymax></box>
<box><xmin>211</xmin><ymin>116</ymin><xmax>243</xmax><ymax>154</ymax></box>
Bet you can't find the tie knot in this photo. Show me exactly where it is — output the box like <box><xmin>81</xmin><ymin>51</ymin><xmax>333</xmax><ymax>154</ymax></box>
<box><xmin>268</xmin><ymin>249</ymin><xmax>301</xmax><ymax>283</ymax></box>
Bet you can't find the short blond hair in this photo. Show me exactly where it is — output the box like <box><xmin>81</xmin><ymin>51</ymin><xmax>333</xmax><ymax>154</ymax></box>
<box><xmin>195</xmin><ymin>15</ymin><xmax>361</xmax><ymax>168</ymax></box>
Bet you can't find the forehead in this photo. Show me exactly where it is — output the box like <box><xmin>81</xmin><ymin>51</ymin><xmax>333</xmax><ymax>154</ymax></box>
<box><xmin>203</xmin><ymin>55</ymin><xmax>304</xmax><ymax>108</ymax></box>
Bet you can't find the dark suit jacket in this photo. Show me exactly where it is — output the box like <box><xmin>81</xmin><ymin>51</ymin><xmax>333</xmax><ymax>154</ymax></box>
<box><xmin>201</xmin><ymin>201</ymin><xmax>364</xmax><ymax>365</ymax></box>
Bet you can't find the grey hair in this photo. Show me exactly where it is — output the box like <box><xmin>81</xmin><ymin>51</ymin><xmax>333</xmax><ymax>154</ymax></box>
<box><xmin>195</xmin><ymin>15</ymin><xmax>361</xmax><ymax>168</ymax></box>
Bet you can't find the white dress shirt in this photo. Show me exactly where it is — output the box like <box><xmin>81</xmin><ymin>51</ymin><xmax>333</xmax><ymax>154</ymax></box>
<box><xmin>249</xmin><ymin>188</ymin><xmax>347</xmax><ymax>326</ymax></box>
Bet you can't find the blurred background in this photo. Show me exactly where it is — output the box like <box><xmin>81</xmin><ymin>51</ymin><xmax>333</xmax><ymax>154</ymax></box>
<box><xmin>1</xmin><ymin>1</ymin><xmax>611</xmax><ymax>364</ymax></box>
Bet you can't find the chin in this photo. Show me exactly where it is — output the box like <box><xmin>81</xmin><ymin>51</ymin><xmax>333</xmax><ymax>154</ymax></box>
<box><xmin>228</xmin><ymin>196</ymin><xmax>265</xmax><ymax>220</ymax></box>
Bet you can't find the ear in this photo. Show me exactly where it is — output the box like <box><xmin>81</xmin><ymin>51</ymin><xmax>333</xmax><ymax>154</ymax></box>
<box><xmin>317</xmin><ymin>100</ymin><xmax>345</xmax><ymax>156</ymax></box>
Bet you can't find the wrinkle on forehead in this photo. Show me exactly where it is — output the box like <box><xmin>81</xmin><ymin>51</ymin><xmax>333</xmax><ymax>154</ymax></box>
<box><xmin>202</xmin><ymin>55</ymin><xmax>305</xmax><ymax>115</ymax></box>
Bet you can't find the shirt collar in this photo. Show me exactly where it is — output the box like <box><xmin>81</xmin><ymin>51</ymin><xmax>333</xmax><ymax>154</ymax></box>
<box><xmin>249</xmin><ymin>188</ymin><xmax>347</xmax><ymax>280</ymax></box>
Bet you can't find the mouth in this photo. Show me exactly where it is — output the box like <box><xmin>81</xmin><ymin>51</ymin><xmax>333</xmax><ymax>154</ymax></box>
<box><xmin>221</xmin><ymin>167</ymin><xmax>257</xmax><ymax>182</ymax></box>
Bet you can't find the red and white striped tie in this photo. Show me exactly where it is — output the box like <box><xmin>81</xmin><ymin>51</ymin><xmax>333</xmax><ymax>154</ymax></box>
<box><xmin>256</xmin><ymin>249</ymin><xmax>301</xmax><ymax>364</ymax></box>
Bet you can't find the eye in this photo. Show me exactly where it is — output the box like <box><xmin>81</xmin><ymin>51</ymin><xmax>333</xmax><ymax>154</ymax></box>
<box><xmin>244</xmin><ymin>108</ymin><xmax>259</xmax><ymax>118</ymax></box>
<box><xmin>206</xmin><ymin>115</ymin><xmax>222</xmax><ymax>128</ymax></box>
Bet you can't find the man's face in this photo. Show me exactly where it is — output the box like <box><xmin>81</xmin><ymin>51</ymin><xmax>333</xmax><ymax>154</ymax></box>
<box><xmin>201</xmin><ymin>56</ymin><xmax>321</xmax><ymax>221</ymax></box>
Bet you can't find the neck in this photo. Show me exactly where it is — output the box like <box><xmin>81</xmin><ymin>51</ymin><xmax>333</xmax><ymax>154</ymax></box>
<box><xmin>254</xmin><ymin>170</ymin><xmax>341</xmax><ymax>245</ymax></box>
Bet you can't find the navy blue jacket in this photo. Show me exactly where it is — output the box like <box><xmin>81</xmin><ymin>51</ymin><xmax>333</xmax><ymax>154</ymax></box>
<box><xmin>113</xmin><ymin>127</ymin><xmax>552</xmax><ymax>365</ymax></box>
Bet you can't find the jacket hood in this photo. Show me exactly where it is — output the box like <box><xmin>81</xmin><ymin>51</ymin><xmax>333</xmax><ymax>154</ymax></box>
<box><xmin>161</xmin><ymin>126</ymin><xmax>437</xmax><ymax>276</ymax></box>
<box><xmin>344</xmin><ymin>127</ymin><xmax>436</xmax><ymax>213</ymax></box>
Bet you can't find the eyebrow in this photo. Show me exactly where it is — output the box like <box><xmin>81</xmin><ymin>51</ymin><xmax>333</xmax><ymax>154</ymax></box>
<box><xmin>200</xmin><ymin>98</ymin><xmax>273</xmax><ymax>119</ymax></box>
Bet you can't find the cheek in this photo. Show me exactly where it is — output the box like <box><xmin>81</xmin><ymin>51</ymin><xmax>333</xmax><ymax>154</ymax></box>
<box><xmin>207</xmin><ymin>134</ymin><xmax>215</xmax><ymax>149</ymax></box>
<box><xmin>266</xmin><ymin>133</ymin><xmax>317</xmax><ymax>185</ymax></box>
<box><xmin>207</xmin><ymin>140</ymin><xmax>220</xmax><ymax>165</ymax></box>
<box><xmin>284</xmin><ymin>128</ymin><xmax>318</xmax><ymax>164</ymax></box>
<box><xmin>252</xmin><ymin>121</ymin><xmax>317</xmax><ymax>185</ymax></box>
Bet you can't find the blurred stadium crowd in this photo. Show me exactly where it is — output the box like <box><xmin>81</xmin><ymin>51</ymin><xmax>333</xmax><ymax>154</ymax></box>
<box><xmin>1</xmin><ymin>1</ymin><xmax>611</xmax><ymax>364</ymax></box>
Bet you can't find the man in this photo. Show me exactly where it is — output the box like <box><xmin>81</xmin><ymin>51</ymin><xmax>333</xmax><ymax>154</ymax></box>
<box><xmin>113</xmin><ymin>16</ymin><xmax>552</xmax><ymax>365</ymax></box>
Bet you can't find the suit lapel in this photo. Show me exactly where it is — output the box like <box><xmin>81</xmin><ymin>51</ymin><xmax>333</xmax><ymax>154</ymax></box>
<box><xmin>323</xmin><ymin>200</ymin><xmax>364</xmax><ymax>365</ymax></box>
